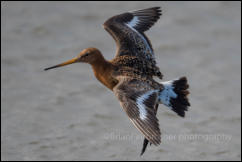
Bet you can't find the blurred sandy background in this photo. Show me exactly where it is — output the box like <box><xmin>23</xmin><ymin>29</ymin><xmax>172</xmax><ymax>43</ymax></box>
<box><xmin>1</xmin><ymin>1</ymin><xmax>241</xmax><ymax>161</ymax></box>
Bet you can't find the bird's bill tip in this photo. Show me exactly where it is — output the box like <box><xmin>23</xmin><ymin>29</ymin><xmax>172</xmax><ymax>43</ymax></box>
<box><xmin>44</xmin><ymin>57</ymin><xmax>79</xmax><ymax>71</ymax></box>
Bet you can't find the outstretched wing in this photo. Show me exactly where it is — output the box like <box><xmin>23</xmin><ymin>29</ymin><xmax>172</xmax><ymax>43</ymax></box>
<box><xmin>113</xmin><ymin>77</ymin><xmax>161</xmax><ymax>145</ymax></box>
<box><xmin>103</xmin><ymin>7</ymin><xmax>162</xmax><ymax>65</ymax></box>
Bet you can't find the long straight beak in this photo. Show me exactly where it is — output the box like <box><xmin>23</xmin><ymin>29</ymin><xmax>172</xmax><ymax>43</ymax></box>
<box><xmin>44</xmin><ymin>57</ymin><xmax>79</xmax><ymax>71</ymax></box>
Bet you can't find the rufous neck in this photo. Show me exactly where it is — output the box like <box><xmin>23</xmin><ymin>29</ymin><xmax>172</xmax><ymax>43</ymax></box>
<box><xmin>90</xmin><ymin>53</ymin><xmax>111</xmax><ymax>73</ymax></box>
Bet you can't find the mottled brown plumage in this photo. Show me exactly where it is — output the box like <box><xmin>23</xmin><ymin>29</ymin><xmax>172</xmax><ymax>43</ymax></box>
<box><xmin>111</xmin><ymin>55</ymin><xmax>163</xmax><ymax>80</ymax></box>
<box><xmin>45</xmin><ymin>7</ymin><xmax>190</xmax><ymax>156</ymax></box>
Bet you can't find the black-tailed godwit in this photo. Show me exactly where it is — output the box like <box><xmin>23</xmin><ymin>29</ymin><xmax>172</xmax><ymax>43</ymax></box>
<box><xmin>45</xmin><ymin>7</ymin><xmax>190</xmax><ymax>156</ymax></box>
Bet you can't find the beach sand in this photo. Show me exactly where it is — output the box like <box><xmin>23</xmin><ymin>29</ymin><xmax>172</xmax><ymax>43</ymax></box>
<box><xmin>1</xmin><ymin>1</ymin><xmax>241</xmax><ymax>160</ymax></box>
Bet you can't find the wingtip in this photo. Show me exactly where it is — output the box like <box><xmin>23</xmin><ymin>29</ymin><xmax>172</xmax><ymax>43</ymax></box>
<box><xmin>140</xmin><ymin>138</ymin><xmax>149</xmax><ymax>156</ymax></box>
<box><xmin>140</xmin><ymin>151</ymin><xmax>145</xmax><ymax>156</ymax></box>
<box><xmin>152</xmin><ymin>6</ymin><xmax>162</xmax><ymax>11</ymax></box>
<box><xmin>149</xmin><ymin>6</ymin><xmax>162</xmax><ymax>12</ymax></box>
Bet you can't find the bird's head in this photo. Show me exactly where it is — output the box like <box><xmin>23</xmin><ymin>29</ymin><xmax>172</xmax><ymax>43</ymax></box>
<box><xmin>44</xmin><ymin>47</ymin><xmax>103</xmax><ymax>71</ymax></box>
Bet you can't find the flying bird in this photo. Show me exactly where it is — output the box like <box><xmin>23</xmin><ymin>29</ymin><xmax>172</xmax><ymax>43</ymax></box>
<box><xmin>45</xmin><ymin>7</ymin><xmax>190</xmax><ymax>156</ymax></box>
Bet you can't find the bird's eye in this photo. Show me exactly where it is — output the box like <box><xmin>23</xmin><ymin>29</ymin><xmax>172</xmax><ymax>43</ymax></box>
<box><xmin>84</xmin><ymin>52</ymin><xmax>89</xmax><ymax>57</ymax></box>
